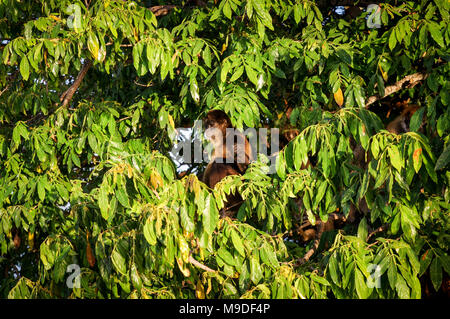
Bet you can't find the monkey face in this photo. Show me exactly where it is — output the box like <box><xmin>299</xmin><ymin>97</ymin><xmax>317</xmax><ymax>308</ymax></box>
<box><xmin>204</xmin><ymin>127</ymin><xmax>223</xmax><ymax>144</ymax></box>
<box><xmin>204</xmin><ymin>110</ymin><xmax>232</xmax><ymax>132</ymax></box>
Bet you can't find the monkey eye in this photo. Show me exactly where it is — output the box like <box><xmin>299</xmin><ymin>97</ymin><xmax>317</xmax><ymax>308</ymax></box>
<box><xmin>204</xmin><ymin>127</ymin><xmax>222</xmax><ymax>141</ymax></box>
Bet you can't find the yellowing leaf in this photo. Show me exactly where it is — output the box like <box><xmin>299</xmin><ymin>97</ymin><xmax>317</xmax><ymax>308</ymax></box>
<box><xmin>176</xmin><ymin>258</ymin><xmax>191</xmax><ymax>277</ymax></box>
<box><xmin>334</xmin><ymin>87</ymin><xmax>344</xmax><ymax>106</ymax></box>
<box><xmin>150</xmin><ymin>170</ymin><xmax>163</xmax><ymax>189</ymax></box>
<box><xmin>87</xmin><ymin>33</ymin><xmax>99</xmax><ymax>61</ymax></box>
<box><xmin>178</xmin><ymin>235</ymin><xmax>190</xmax><ymax>263</ymax></box>
<box><xmin>196</xmin><ymin>280</ymin><xmax>205</xmax><ymax>299</ymax></box>
<box><xmin>378</xmin><ymin>64</ymin><xmax>388</xmax><ymax>81</ymax></box>
<box><xmin>413</xmin><ymin>147</ymin><xmax>422</xmax><ymax>173</ymax></box>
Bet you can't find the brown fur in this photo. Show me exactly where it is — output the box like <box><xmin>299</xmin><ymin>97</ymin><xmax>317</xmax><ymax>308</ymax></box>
<box><xmin>386</xmin><ymin>105</ymin><xmax>421</xmax><ymax>134</ymax></box>
<box><xmin>202</xmin><ymin>110</ymin><xmax>253</xmax><ymax>214</ymax></box>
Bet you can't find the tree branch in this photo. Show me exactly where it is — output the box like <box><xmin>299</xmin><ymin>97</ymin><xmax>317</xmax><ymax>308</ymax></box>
<box><xmin>148</xmin><ymin>1</ymin><xmax>207</xmax><ymax>17</ymax></box>
<box><xmin>150</xmin><ymin>5</ymin><xmax>177</xmax><ymax>17</ymax></box>
<box><xmin>297</xmin><ymin>221</ymin><xmax>325</xmax><ymax>265</ymax></box>
<box><xmin>365</xmin><ymin>72</ymin><xmax>428</xmax><ymax>108</ymax></box>
<box><xmin>189</xmin><ymin>256</ymin><xmax>216</xmax><ymax>273</ymax></box>
<box><xmin>60</xmin><ymin>60</ymin><xmax>93</xmax><ymax>107</ymax></box>
<box><xmin>367</xmin><ymin>223</ymin><xmax>389</xmax><ymax>241</ymax></box>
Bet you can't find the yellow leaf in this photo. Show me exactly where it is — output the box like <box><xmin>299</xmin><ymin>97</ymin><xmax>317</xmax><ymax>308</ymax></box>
<box><xmin>178</xmin><ymin>236</ymin><xmax>190</xmax><ymax>263</ymax></box>
<box><xmin>127</xmin><ymin>164</ymin><xmax>133</xmax><ymax>179</ymax></box>
<box><xmin>196</xmin><ymin>280</ymin><xmax>205</xmax><ymax>299</ymax></box>
<box><xmin>221</xmin><ymin>43</ymin><xmax>227</xmax><ymax>54</ymax></box>
<box><xmin>378</xmin><ymin>64</ymin><xmax>388</xmax><ymax>81</ymax></box>
<box><xmin>28</xmin><ymin>232</ymin><xmax>34</xmax><ymax>250</ymax></box>
<box><xmin>168</xmin><ymin>114</ymin><xmax>175</xmax><ymax>129</ymax></box>
<box><xmin>87</xmin><ymin>33</ymin><xmax>99</xmax><ymax>61</ymax></box>
<box><xmin>206</xmin><ymin>277</ymin><xmax>212</xmax><ymax>295</ymax></box>
<box><xmin>176</xmin><ymin>258</ymin><xmax>191</xmax><ymax>277</ymax></box>
<box><xmin>150</xmin><ymin>170</ymin><xmax>163</xmax><ymax>189</ymax></box>
<box><xmin>49</xmin><ymin>15</ymin><xmax>61</xmax><ymax>21</ymax></box>
<box><xmin>334</xmin><ymin>87</ymin><xmax>344</xmax><ymax>106</ymax></box>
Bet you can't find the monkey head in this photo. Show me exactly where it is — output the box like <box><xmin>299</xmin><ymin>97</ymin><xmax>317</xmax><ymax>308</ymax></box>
<box><xmin>203</xmin><ymin>110</ymin><xmax>233</xmax><ymax>156</ymax></box>
<box><xmin>203</xmin><ymin>110</ymin><xmax>232</xmax><ymax>140</ymax></box>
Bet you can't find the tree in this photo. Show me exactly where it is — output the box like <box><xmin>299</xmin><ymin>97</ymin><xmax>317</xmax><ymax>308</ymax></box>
<box><xmin>0</xmin><ymin>0</ymin><xmax>449</xmax><ymax>299</ymax></box>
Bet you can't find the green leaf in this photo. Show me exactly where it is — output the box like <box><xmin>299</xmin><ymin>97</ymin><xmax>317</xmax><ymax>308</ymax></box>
<box><xmin>111</xmin><ymin>247</ymin><xmax>127</xmax><ymax>275</ymax></box>
<box><xmin>419</xmin><ymin>250</ymin><xmax>434</xmax><ymax>277</ymax></box>
<box><xmin>223</xmin><ymin>1</ymin><xmax>232</xmax><ymax>19</ymax></box>
<box><xmin>391</xmin><ymin>211</ymin><xmax>401</xmax><ymax>235</ymax></box>
<box><xmin>409</xmin><ymin>108</ymin><xmax>424</xmax><ymax>132</ymax></box>
<box><xmin>143</xmin><ymin>218</ymin><xmax>157</xmax><ymax>245</ymax></box>
<box><xmin>229</xmin><ymin>65</ymin><xmax>244</xmax><ymax>82</ymax></box>
<box><xmin>355</xmin><ymin>268</ymin><xmax>371</xmax><ymax>299</ymax></box>
<box><xmin>115</xmin><ymin>187</ymin><xmax>130</xmax><ymax>208</ymax></box>
<box><xmin>430</xmin><ymin>257</ymin><xmax>442</xmax><ymax>292</ymax></box>
<box><xmin>328</xmin><ymin>255</ymin><xmax>340</xmax><ymax>285</ymax></box>
<box><xmin>220</xmin><ymin>60</ymin><xmax>231</xmax><ymax>82</ymax></box>
<box><xmin>422</xmin><ymin>154</ymin><xmax>438</xmax><ymax>182</ymax></box>
<box><xmin>131</xmin><ymin>264</ymin><xmax>143</xmax><ymax>292</ymax></box>
<box><xmin>202</xmin><ymin>195</ymin><xmax>218</xmax><ymax>235</ymax></box>
<box><xmin>245</xmin><ymin>64</ymin><xmax>258</xmax><ymax>86</ymax></box>
<box><xmin>275</xmin><ymin>151</ymin><xmax>286</xmax><ymax>179</ymax></box>
<box><xmin>435</xmin><ymin>143</ymin><xmax>450</xmax><ymax>171</ymax></box>
<box><xmin>387</xmin><ymin>259</ymin><xmax>397</xmax><ymax>290</ymax></box>
<box><xmin>314</xmin><ymin>180</ymin><xmax>327</xmax><ymax>208</ymax></box>
<box><xmin>202</xmin><ymin>46</ymin><xmax>212</xmax><ymax>68</ymax></box>
<box><xmin>261</xmin><ymin>243</ymin><xmax>279</xmax><ymax>269</ymax></box>
<box><xmin>357</xmin><ymin>217</ymin><xmax>368</xmax><ymax>241</ymax></box>
<box><xmin>217</xmin><ymin>247</ymin><xmax>235</xmax><ymax>266</ymax></box>
<box><xmin>388</xmin><ymin>30</ymin><xmax>397</xmax><ymax>50</ymax></box>
<box><xmin>37</xmin><ymin>178</ymin><xmax>46</xmax><ymax>201</ymax></box>
<box><xmin>395</xmin><ymin>275</ymin><xmax>410</xmax><ymax>299</ymax></box>
<box><xmin>428</xmin><ymin>22</ymin><xmax>444</xmax><ymax>47</ymax></box>
<box><xmin>180</xmin><ymin>206</ymin><xmax>194</xmax><ymax>233</ymax></box>
<box><xmin>20</xmin><ymin>56</ymin><xmax>30</xmax><ymax>80</ymax></box>
<box><xmin>440</xmin><ymin>254</ymin><xmax>450</xmax><ymax>275</ymax></box>
<box><xmin>98</xmin><ymin>186</ymin><xmax>109</xmax><ymax>220</ymax></box>
<box><xmin>249</xmin><ymin>255</ymin><xmax>263</xmax><ymax>285</ymax></box>
<box><xmin>388</xmin><ymin>145</ymin><xmax>403</xmax><ymax>172</ymax></box>
<box><xmin>311</xmin><ymin>273</ymin><xmax>330</xmax><ymax>286</ymax></box>
<box><xmin>87</xmin><ymin>132</ymin><xmax>98</xmax><ymax>153</ymax></box>
<box><xmin>230</xmin><ymin>229</ymin><xmax>245</xmax><ymax>257</ymax></box>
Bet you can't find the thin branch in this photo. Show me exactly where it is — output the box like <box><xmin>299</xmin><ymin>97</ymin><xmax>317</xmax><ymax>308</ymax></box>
<box><xmin>220</xmin><ymin>200</ymin><xmax>244</xmax><ymax>215</ymax></box>
<box><xmin>150</xmin><ymin>5</ymin><xmax>177</xmax><ymax>17</ymax></box>
<box><xmin>297</xmin><ymin>221</ymin><xmax>325</xmax><ymax>265</ymax></box>
<box><xmin>189</xmin><ymin>255</ymin><xmax>216</xmax><ymax>273</ymax></box>
<box><xmin>134</xmin><ymin>80</ymin><xmax>154</xmax><ymax>87</ymax></box>
<box><xmin>365</xmin><ymin>72</ymin><xmax>428</xmax><ymax>108</ymax></box>
<box><xmin>60</xmin><ymin>60</ymin><xmax>93</xmax><ymax>107</ymax></box>
<box><xmin>148</xmin><ymin>1</ymin><xmax>207</xmax><ymax>17</ymax></box>
<box><xmin>367</xmin><ymin>223</ymin><xmax>389</xmax><ymax>241</ymax></box>
<box><xmin>0</xmin><ymin>84</ymin><xmax>10</xmax><ymax>98</ymax></box>
<box><xmin>105</xmin><ymin>42</ymin><xmax>133</xmax><ymax>47</ymax></box>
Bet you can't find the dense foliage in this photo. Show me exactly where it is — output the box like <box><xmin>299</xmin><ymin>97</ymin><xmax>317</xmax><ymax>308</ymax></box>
<box><xmin>0</xmin><ymin>0</ymin><xmax>449</xmax><ymax>299</ymax></box>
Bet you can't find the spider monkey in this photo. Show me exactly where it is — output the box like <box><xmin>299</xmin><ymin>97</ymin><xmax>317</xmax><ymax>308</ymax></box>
<box><xmin>386</xmin><ymin>104</ymin><xmax>421</xmax><ymax>134</ymax></box>
<box><xmin>202</xmin><ymin>110</ymin><xmax>253</xmax><ymax>215</ymax></box>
